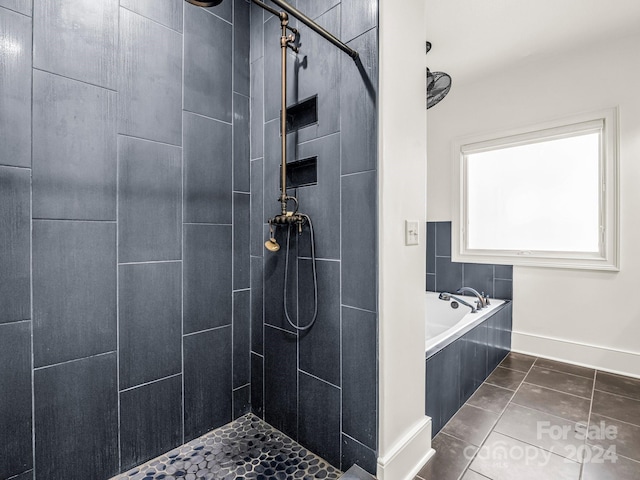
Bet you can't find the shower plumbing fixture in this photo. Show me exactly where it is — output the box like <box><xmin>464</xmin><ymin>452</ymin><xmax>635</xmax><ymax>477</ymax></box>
<box><xmin>438</xmin><ymin>292</ymin><xmax>477</xmax><ymax>314</ymax></box>
<box><xmin>186</xmin><ymin>0</ymin><xmax>359</xmax><ymax>331</ymax></box>
<box><xmin>456</xmin><ymin>287</ymin><xmax>489</xmax><ymax>309</ymax></box>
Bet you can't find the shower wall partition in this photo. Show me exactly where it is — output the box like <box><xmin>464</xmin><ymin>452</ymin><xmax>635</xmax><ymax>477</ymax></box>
<box><xmin>0</xmin><ymin>1</ymin><xmax>250</xmax><ymax>478</ymax></box>
<box><xmin>249</xmin><ymin>0</ymin><xmax>379</xmax><ymax>474</ymax></box>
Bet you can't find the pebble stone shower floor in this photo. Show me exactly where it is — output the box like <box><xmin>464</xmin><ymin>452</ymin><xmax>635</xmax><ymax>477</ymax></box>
<box><xmin>111</xmin><ymin>414</ymin><xmax>342</xmax><ymax>480</ymax></box>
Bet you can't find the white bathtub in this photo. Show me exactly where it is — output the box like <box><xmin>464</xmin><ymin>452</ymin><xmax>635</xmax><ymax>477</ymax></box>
<box><xmin>425</xmin><ymin>292</ymin><xmax>505</xmax><ymax>356</ymax></box>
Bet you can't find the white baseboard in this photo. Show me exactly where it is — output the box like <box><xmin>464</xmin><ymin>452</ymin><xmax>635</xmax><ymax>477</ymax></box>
<box><xmin>512</xmin><ymin>330</ymin><xmax>640</xmax><ymax>379</ymax></box>
<box><xmin>376</xmin><ymin>417</ymin><xmax>434</xmax><ymax>480</ymax></box>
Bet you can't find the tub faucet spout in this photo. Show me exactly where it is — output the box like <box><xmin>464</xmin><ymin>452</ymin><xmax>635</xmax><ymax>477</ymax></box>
<box><xmin>456</xmin><ymin>287</ymin><xmax>487</xmax><ymax>309</ymax></box>
<box><xmin>439</xmin><ymin>292</ymin><xmax>477</xmax><ymax>313</ymax></box>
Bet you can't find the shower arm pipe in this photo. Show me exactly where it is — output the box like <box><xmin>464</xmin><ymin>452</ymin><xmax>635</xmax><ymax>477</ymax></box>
<box><xmin>280</xmin><ymin>15</ymin><xmax>289</xmax><ymax>214</ymax></box>
<box><xmin>250</xmin><ymin>0</ymin><xmax>358</xmax><ymax>216</ymax></box>
<box><xmin>250</xmin><ymin>0</ymin><xmax>359</xmax><ymax>60</ymax></box>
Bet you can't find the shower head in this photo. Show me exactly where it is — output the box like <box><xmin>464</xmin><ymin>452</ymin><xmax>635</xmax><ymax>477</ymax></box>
<box><xmin>265</xmin><ymin>237</ymin><xmax>280</xmax><ymax>252</ymax></box>
<box><xmin>185</xmin><ymin>0</ymin><xmax>224</xmax><ymax>7</ymax></box>
<box><xmin>427</xmin><ymin>68</ymin><xmax>452</xmax><ymax>109</ymax></box>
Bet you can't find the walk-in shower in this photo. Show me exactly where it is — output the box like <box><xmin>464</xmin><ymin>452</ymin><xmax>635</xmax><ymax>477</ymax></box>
<box><xmin>188</xmin><ymin>0</ymin><xmax>359</xmax><ymax>331</ymax></box>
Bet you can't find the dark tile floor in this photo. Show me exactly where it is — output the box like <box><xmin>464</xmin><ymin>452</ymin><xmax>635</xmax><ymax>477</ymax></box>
<box><xmin>416</xmin><ymin>352</ymin><xmax>640</xmax><ymax>480</ymax></box>
<box><xmin>111</xmin><ymin>413</ymin><xmax>342</xmax><ymax>480</ymax></box>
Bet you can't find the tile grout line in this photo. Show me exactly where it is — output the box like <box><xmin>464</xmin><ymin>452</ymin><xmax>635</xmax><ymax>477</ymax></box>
<box><xmin>532</xmin><ymin>357</ymin><xmax>596</xmax><ymax>379</ymax></box>
<box><xmin>32</xmin><ymin>66</ymin><xmax>118</xmax><ymax>93</ymax></box>
<box><xmin>299</xmin><ymin>369</ymin><xmax>342</xmax><ymax>391</ymax></box>
<box><xmin>30</xmin><ymin>9</ymin><xmax>35</xmax><ymax>474</ymax></box>
<box><xmin>0</xmin><ymin>4</ymin><xmax>31</xmax><ymax>17</ymax></box>
<box><xmin>116</xmin><ymin>2</ymin><xmax>122</xmax><ymax>466</ymax></box>
<box><xmin>455</xmin><ymin>356</ymin><xmax>538</xmax><ymax>478</ymax></box>
<box><xmin>339</xmin><ymin>125</ymin><xmax>344</xmax><ymax>469</ymax></box>
<box><xmin>181</xmin><ymin>0</ymin><xmax>186</xmax><ymax>447</ymax></box>
<box><xmin>592</xmin><ymin>387</ymin><xmax>640</xmax><ymax>403</ymax></box>
<box><xmin>231</xmin><ymin>0</ymin><xmax>235</xmax><ymax>416</ymax></box>
<box><xmin>33</xmin><ymin>350</ymin><xmax>117</xmax><ymax>371</ymax></box>
<box><xmin>119</xmin><ymin>5</ymin><xmax>183</xmax><ymax>33</ymax></box>
<box><xmin>519</xmin><ymin>381</ymin><xmax>594</xmax><ymax>401</ymax></box>
<box><xmin>119</xmin><ymin>373</ymin><xmax>183</xmax><ymax>394</ymax></box>
<box><xmin>183</xmin><ymin>324</ymin><xmax>232</xmax><ymax>338</ymax></box>
<box><xmin>579</xmin><ymin>369</ymin><xmax>598</xmax><ymax>479</ymax></box>
<box><xmin>182</xmin><ymin>108</ymin><xmax>233</xmax><ymax>126</ymax></box>
<box><xmin>589</xmin><ymin>411</ymin><xmax>640</xmax><ymax>429</ymax></box>
<box><xmin>116</xmin><ymin>132</ymin><xmax>182</xmax><ymax>149</ymax></box>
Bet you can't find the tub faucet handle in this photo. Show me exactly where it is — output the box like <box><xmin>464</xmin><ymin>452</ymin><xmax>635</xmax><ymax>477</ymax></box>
<box><xmin>482</xmin><ymin>292</ymin><xmax>490</xmax><ymax>305</ymax></box>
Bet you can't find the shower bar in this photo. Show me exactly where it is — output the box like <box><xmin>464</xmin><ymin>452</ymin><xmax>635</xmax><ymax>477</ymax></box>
<box><xmin>263</xmin><ymin>0</ymin><xmax>359</xmax><ymax>60</ymax></box>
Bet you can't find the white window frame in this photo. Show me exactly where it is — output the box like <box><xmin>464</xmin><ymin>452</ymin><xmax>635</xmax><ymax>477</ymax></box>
<box><xmin>452</xmin><ymin>108</ymin><xmax>619</xmax><ymax>271</ymax></box>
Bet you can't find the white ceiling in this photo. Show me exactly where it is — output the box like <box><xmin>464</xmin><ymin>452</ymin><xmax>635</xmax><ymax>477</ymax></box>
<box><xmin>426</xmin><ymin>0</ymin><xmax>640</xmax><ymax>85</ymax></box>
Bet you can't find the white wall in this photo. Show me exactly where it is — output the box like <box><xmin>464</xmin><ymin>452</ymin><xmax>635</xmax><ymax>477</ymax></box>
<box><xmin>427</xmin><ymin>32</ymin><xmax>640</xmax><ymax>377</ymax></box>
<box><xmin>377</xmin><ymin>0</ymin><xmax>433</xmax><ymax>478</ymax></box>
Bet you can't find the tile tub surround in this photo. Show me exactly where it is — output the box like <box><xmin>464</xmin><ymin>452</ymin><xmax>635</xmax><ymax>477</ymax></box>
<box><xmin>426</xmin><ymin>221</ymin><xmax>513</xmax><ymax>300</ymax></box>
<box><xmin>249</xmin><ymin>0</ymin><xmax>379</xmax><ymax>475</ymax></box>
<box><xmin>426</xmin><ymin>302</ymin><xmax>512</xmax><ymax>434</ymax></box>
<box><xmin>112</xmin><ymin>413</ymin><xmax>342</xmax><ymax>480</ymax></box>
<box><xmin>416</xmin><ymin>353</ymin><xmax>640</xmax><ymax>480</ymax></box>
<box><xmin>0</xmin><ymin>1</ymin><xmax>250</xmax><ymax>478</ymax></box>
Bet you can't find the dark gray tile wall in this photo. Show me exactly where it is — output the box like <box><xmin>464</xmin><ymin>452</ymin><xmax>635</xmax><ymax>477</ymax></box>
<box><xmin>0</xmin><ymin>2</ymin><xmax>250</xmax><ymax>478</ymax></box>
<box><xmin>341</xmin><ymin>0</ymin><xmax>377</xmax><ymax>43</ymax></box>
<box><xmin>341</xmin><ymin>435</ymin><xmax>378</xmax><ymax>476</ymax></box>
<box><xmin>234</xmin><ymin>93</ymin><xmax>251</xmax><ymax>192</ymax></box>
<box><xmin>33</xmin><ymin>0</ymin><xmax>118</xmax><ymax>89</ymax></box>
<box><xmin>33</xmin><ymin>220</ymin><xmax>117</xmax><ymax>368</ymax></box>
<box><xmin>233</xmin><ymin>384</ymin><xmax>251</xmax><ymax>419</ymax></box>
<box><xmin>183</xmin><ymin>224</ymin><xmax>233</xmax><ymax>334</ymax></box>
<box><xmin>234</xmin><ymin>193</ymin><xmax>251</xmax><ymax>289</ymax></box>
<box><xmin>0</xmin><ymin>167</ymin><xmax>30</xmax><ymax>323</ymax></box>
<box><xmin>34</xmin><ymin>353</ymin><xmax>119</xmax><ymax>479</ymax></box>
<box><xmin>117</xmin><ymin>136</ymin><xmax>182</xmax><ymax>263</ymax></box>
<box><xmin>233</xmin><ymin>290</ymin><xmax>251</xmax><ymax>389</ymax></box>
<box><xmin>298</xmin><ymin>372</ymin><xmax>342</xmax><ymax>467</ymax></box>
<box><xmin>0</xmin><ymin>321</ymin><xmax>32</xmax><ymax>478</ymax></box>
<box><xmin>298</xmin><ymin>259</ymin><xmax>341</xmax><ymax>386</ymax></box>
<box><xmin>120</xmin><ymin>0</ymin><xmax>183</xmax><ymax>32</ymax></box>
<box><xmin>184</xmin><ymin>326</ymin><xmax>233</xmax><ymax>441</ymax></box>
<box><xmin>342</xmin><ymin>307</ymin><xmax>378</xmax><ymax>451</ymax></box>
<box><xmin>295</xmin><ymin>6</ymin><xmax>340</xmax><ymax>143</ymax></box>
<box><xmin>340</xmin><ymin>28</ymin><xmax>377</xmax><ymax>175</ymax></box>
<box><xmin>118</xmin><ymin>8</ymin><xmax>182</xmax><ymax>145</ymax></box>
<box><xmin>0</xmin><ymin>0</ymin><xmax>31</xmax><ymax>16</ymax></box>
<box><xmin>342</xmin><ymin>170</ymin><xmax>377</xmax><ymax>311</ymax></box>
<box><xmin>249</xmin><ymin>1</ymin><xmax>379</xmax><ymax>473</ymax></box>
<box><xmin>296</xmin><ymin>133</ymin><xmax>341</xmax><ymax>260</ymax></box>
<box><xmin>0</xmin><ymin>7</ymin><xmax>31</xmax><ymax>168</ymax></box>
<box><xmin>118</xmin><ymin>262</ymin><xmax>182</xmax><ymax>389</ymax></box>
<box><xmin>184</xmin><ymin>4</ymin><xmax>233</xmax><ymax>122</ymax></box>
<box><xmin>426</xmin><ymin>221</ymin><xmax>513</xmax><ymax>300</ymax></box>
<box><xmin>183</xmin><ymin>112</ymin><xmax>232</xmax><ymax>224</ymax></box>
<box><xmin>426</xmin><ymin>303</ymin><xmax>512</xmax><ymax>435</ymax></box>
<box><xmin>120</xmin><ymin>375</ymin><xmax>184</xmax><ymax>470</ymax></box>
<box><xmin>32</xmin><ymin>70</ymin><xmax>117</xmax><ymax>221</ymax></box>
<box><xmin>234</xmin><ymin>0</ymin><xmax>250</xmax><ymax>97</ymax></box>
<box><xmin>264</xmin><ymin>325</ymin><xmax>299</xmax><ymax>438</ymax></box>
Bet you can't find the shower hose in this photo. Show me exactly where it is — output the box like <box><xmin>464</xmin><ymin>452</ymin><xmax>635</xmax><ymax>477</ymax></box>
<box><xmin>283</xmin><ymin>213</ymin><xmax>318</xmax><ymax>331</ymax></box>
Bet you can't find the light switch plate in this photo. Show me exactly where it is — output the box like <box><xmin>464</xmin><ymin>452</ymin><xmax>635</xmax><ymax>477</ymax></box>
<box><xmin>405</xmin><ymin>220</ymin><xmax>420</xmax><ymax>246</ymax></box>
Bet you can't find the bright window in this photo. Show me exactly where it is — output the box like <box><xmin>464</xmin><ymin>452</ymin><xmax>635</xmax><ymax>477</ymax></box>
<box><xmin>452</xmin><ymin>109</ymin><xmax>619</xmax><ymax>270</ymax></box>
